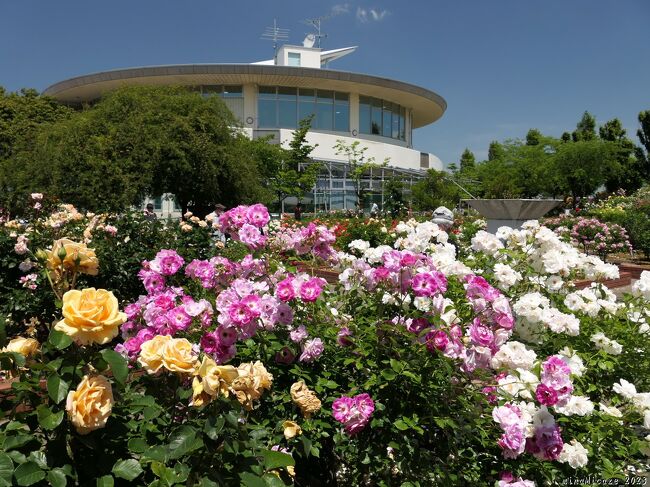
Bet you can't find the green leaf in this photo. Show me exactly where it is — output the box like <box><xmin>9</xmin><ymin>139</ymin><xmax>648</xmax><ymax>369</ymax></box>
<box><xmin>240</xmin><ymin>472</ymin><xmax>266</xmax><ymax>487</ymax></box>
<box><xmin>381</xmin><ymin>369</ymin><xmax>396</xmax><ymax>381</ymax></box>
<box><xmin>168</xmin><ymin>425</ymin><xmax>202</xmax><ymax>460</ymax></box>
<box><xmin>36</xmin><ymin>405</ymin><xmax>64</xmax><ymax>430</ymax></box>
<box><xmin>14</xmin><ymin>462</ymin><xmax>46</xmax><ymax>486</ymax></box>
<box><xmin>260</xmin><ymin>449</ymin><xmax>295</xmax><ymax>469</ymax></box>
<box><xmin>394</xmin><ymin>419</ymin><xmax>409</xmax><ymax>431</ymax></box>
<box><xmin>100</xmin><ymin>349</ymin><xmax>128</xmax><ymax>385</ymax></box>
<box><xmin>127</xmin><ymin>437</ymin><xmax>148</xmax><ymax>453</ymax></box>
<box><xmin>203</xmin><ymin>416</ymin><xmax>225</xmax><ymax>441</ymax></box>
<box><xmin>96</xmin><ymin>475</ymin><xmax>114</xmax><ymax>487</ymax></box>
<box><xmin>47</xmin><ymin>469</ymin><xmax>67</xmax><ymax>487</ymax></box>
<box><xmin>27</xmin><ymin>451</ymin><xmax>47</xmax><ymax>470</ymax></box>
<box><xmin>47</xmin><ymin>374</ymin><xmax>69</xmax><ymax>404</ymax></box>
<box><xmin>48</xmin><ymin>330</ymin><xmax>72</xmax><ymax>350</ymax></box>
<box><xmin>0</xmin><ymin>454</ymin><xmax>13</xmax><ymax>484</ymax></box>
<box><xmin>263</xmin><ymin>473</ymin><xmax>287</xmax><ymax>487</ymax></box>
<box><xmin>142</xmin><ymin>446</ymin><xmax>168</xmax><ymax>463</ymax></box>
<box><xmin>390</xmin><ymin>358</ymin><xmax>404</xmax><ymax>372</ymax></box>
<box><xmin>112</xmin><ymin>459</ymin><xmax>143</xmax><ymax>481</ymax></box>
<box><xmin>198</xmin><ymin>478</ymin><xmax>219</xmax><ymax>487</ymax></box>
<box><xmin>3</xmin><ymin>434</ymin><xmax>34</xmax><ymax>451</ymax></box>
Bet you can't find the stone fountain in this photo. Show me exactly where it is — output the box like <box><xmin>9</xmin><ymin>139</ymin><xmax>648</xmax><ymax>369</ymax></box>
<box><xmin>463</xmin><ymin>199</ymin><xmax>563</xmax><ymax>233</ymax></box>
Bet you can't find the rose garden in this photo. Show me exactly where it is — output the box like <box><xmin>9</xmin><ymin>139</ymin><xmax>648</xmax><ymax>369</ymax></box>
<box><xmin>0</xmin><ymin>193</ymin><xmax>648</xmax><ymax>486</ymax></box>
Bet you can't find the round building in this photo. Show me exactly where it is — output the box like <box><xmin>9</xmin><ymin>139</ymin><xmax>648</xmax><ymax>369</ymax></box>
<box><xmin>44</xmin><ymin>42</ymin><xmax>446</xmax><ymax>216</ymax></box>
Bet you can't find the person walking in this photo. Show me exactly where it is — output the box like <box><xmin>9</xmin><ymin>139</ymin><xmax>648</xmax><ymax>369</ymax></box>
<box><xmin>294</xmin><ymin>203</ymin><xmax>303</xmax><ymax>221</ymax></box>
<box><xmin>144</xmin><ymin>203</ymin><xmax>157</xmax><ymax>221</ymax></box>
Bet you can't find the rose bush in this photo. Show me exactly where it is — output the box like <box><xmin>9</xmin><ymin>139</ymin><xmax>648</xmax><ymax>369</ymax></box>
<box><xmin>0</xmin><ymin>200</ymin><xmax>648</xmax><ymax>486</ymax></box>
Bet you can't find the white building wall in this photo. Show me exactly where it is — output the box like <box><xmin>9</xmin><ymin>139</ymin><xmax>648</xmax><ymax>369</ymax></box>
<box><xmin>276</xmin><ymin>129</ymin><xmax>443</xmax><ymax>171</ymax></box>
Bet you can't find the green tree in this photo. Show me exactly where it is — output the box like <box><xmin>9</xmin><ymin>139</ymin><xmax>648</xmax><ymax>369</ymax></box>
<box><xmin>459</xmin><ymin>148</ymin><xmax>476</xmax><ymax>172</ymax></box>
<box><xmin>525</xmin><ymin>128</ymin><xmax>542</xmax><ymax>146</ymax></box>
<box><xmin>382</xmin><ymin>176</ymin><xmax>406</xmax><ymax>216</ymax></box>
<box><xmin>412</xmin><ymin>169</ymin><xmax>462</xmax><ymax>210</ymax></box>
<box><xmin>488</xmin><ymin>141</ymin><xmax>505</xmax><ymax>161</ymax></box>
<box><xmin>0</xmin><ymin>87</ymin><xmax>72</xmax><ymax>160</ymax></box>
<box><xmin>635</xmin><ymin>110</ymin><xmax>650</xmax><ymax>180</ymax></box>
<box><xmin>572</xmin><ymin>111</ymin><xmax>597</xmax><ymax>141</ymax></box>
<box><xmin>334</xmin><ymin>140</ymin><xmax>387</xmax><ymax>210</ymax></box>
<box><xmin>2</xmin><ymin>86</ymin><xmax>267</xmax><ymax>214</ymax></box>
<box><xmin>599</xmin><ymin>118</ymin><xmax>643</xmax><ymax>192</ymax></box>
<box><xmin>552</xmin><ymin>139</ymin><xmax>619</xmax><ymax>205</ymax></box>
<box><xmin>266</xmin><ymin>116</ymin><xmax>320</xmax><ymax>212</ymax></box>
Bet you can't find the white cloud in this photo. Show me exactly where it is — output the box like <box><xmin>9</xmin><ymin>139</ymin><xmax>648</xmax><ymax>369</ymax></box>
<box><xmin>356</xmin><ymin>7</ymin><xmax>389</xmax><ymax>23</ymax></box>
<box><xmin>331</xmin><ymin>3</ymin><xmax>350</xmax><ymax>16</ymax></box>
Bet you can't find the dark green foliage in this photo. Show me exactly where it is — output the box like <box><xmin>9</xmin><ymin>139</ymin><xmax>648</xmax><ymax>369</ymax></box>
<box><xmin>572</xmin><ymin>111</ymin><xmax>597</xmax><ymax>141</ymax></box>
<box><xmin>0</xmin><ymin>86</ymin><xmax>270</xmax><ymax>215</ymax></box>
<box><xmin>412</xmin><ymin>169</ymin><xmax>462</xmax><ymax>211</ymax></box>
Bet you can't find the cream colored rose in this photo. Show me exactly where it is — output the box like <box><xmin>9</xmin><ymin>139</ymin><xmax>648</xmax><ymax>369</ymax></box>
<box><xmin>47</xmin><ymin>238</ymin><xmax>99</xmax><ymax>276</ymax></box>
<box><xmin>290</xmin><ymin>381</ymin><xmax>321</xmax><ymax>418</ymax></box>
<box><xmin>66</xmin><ymin>375</ymin><xmax>114</xmax><ymax>435</ymax></box>
<box><xmin>160</xmin><ymin>338</ymin><xmax>198</xmax><ymax>374</ymax></box>
<box><xmin>54</xmin><ymin>288</ymin><xmax>126</xmax><ymax>345</ymax></box>
<box><xmin>283</xmin><ymin>420</ymin><xmax>302</xmax><ymax>440</ymax></box>
<box><xmin>191</xmin><ymin>356</ymin><xmax>237</xmax><ymax>407</ymax></box>
<box><xmin>2</xmin><ymin>337</ymin><xmax>39</xmax><ymax>357</ymax></box>
<box><xmin>138</xmin><ymin>335</ymin><xmax>172</xmax><ymax>374</ymax></box>
<box><xmin>197</xmin><ymin>356</ymin><xmax>238</xmax><ymax>396</ymax></box>
<box><xmin>231</xmin><ymin>361</ymin><xmax>273</xmax><ymax>410</ymax></box>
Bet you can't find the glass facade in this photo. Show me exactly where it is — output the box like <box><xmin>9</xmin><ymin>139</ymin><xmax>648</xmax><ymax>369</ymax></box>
<box><xmin>258</xmin><ymin>86</ymin><xmax>349</xmax><ymax>132</ymax></box>
<box><xmin>359</xmin><ymin>96</ymin><xmax>407</xmax><ymax>141</ymax></box>
<box><xmin>198</xmin><ymin>85</ymin><xmax>244</xmax><ymax>121</ymax></box>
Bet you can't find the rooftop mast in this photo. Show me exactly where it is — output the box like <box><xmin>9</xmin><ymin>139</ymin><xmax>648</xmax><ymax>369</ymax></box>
<box><xmin>261</xmin><ymin>19</ymin><xmax>289</xmax><ymax>62</ymax></box>
<box><xmin>302</xmin><ymin>16</ymin><xmax>328</xmax><ymax>49</ymax></box>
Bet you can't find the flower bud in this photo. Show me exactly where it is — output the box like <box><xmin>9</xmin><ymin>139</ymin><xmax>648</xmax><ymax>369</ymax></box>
<box><xmin>57</xmin><ymin>245</ymin><xmax>67</xmax><ymax>261</ymax></box>
<box><xmin>35</xmin><ymin>249</ymin><xmax>48</xmax><ymax>262</ymax></box>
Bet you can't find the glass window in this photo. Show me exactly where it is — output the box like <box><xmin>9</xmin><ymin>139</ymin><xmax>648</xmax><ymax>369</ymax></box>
<box><xmin>259</xmin><ymin>86</ymin><xmax>276</xmax><ymax>98</ymax></box>
<box><xmin>359</xmin><ymin>96</ymin><xmax>371</xmax><ymax>134</ymax></box>
<box><xmin>288</xmin><ymin>52</ymin><xmax>301</xmax><ymax>67</ymax></box>
<box><xmin>279</xmin><ymin>100</ymin><xmax>297</xmax><ymax>128</ymax></box>
<box><xmin>222</xmin><ymin>85</ymin><xmax>242</xmax><ymax>97</ymax></box>
<box><xmin>358</xmin><ymin>96</ymin><xmax>406</xmax><ymax>140</ymax></box>
<box><xmin>298</xmin><ymin>89</ymin><xmax>316</xmax><ymax>124</ymax></box>
<box><xmin>334</xmin><ymin>102</ymin><xmax>349</xmax><ymax>132</ymax></box>
<box><xmin>382</xmin><ymin>102</ymin><xmax>392</xmax><ymax>138</ymax></box>
<box><xmin>258</xmin><ymin>99</ymin><xmax>276</xmax><ymax>128</ymax></box>
<box><xmin>371</xmin><ymin>98</ymin><xmax>382</xmax><ymax>135</ymax></box>
<box><xmin>316</xmin><ymin>103</ymin><xmax>333</xmax><ymax>130</ymax></box>
<box><xmin>153</xmin><ymin>196</ymin><xmax>162</xmax><ymax>210</ymax></box>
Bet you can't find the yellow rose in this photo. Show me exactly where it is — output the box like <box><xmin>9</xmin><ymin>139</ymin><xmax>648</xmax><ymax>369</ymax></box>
<box><xmin>160</xmin><ymin>338</ymin><xmax>198</xmax><ymax>374</ymax></box>
<box><xmin>47</xmin><ymin>238</ymin><xmax>99</xmax><ymax>276</ymax></box>
<box><xmin>290</xmin><ymin>381</ymin><xmax>321</xmax><ymax>418</ymax></box>
<box><xmin>65</xmin><ymin>375</ymin><xmax>113</xmax><ymax>435</ymax></box>
<box><xmin>282</xmin><ymin>420</ymin><xmax>302</xmax><ymax>440</ymax></box>
<box><xmin>2</xmin><ymin>337</ymin><xmax>39</xmax><ymax>357</ymax></box>
<box><xmin>191</xmin><ymin>357</ymin><xmax>238</xmax><ymax>407</ymax></box>
<box><xmin>54</xmin><ymin>288</ymin><xmax>126</xmax><ymax>345</ymax></box>
<box><xmin>197</xmin><ymin>356</ymin><xmax>238</xmax><ymax>397</ymax></box>
<box><xmin>231</xmin><ymin>361</ymin><xmax>273</xmax><ymax>410</ymax></box>
<box><xmin>138</xmin><ymin>335</ymin><xmax>172</xmax><ymax>374</ymax></box>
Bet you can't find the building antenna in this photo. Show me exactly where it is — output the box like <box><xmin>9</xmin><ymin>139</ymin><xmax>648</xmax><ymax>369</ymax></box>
<box><xmin>302</xmin><ymin>16</ymin><xmax>329</xmax><ymax>48</ymax></box>
<box><xmin>261</xmin><ymin>19</ymin><xmax>289</xmax><ymax>58</ymax></box>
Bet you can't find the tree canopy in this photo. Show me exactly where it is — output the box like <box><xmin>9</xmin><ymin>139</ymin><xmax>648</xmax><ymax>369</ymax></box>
<box><xmin>1</xmin><ymin>86</ymin><xmax>271</xmax><ymax>214</ymax></box>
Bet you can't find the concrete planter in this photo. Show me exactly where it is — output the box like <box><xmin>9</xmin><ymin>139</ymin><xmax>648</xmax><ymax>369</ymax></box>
<box><xmin>464</xmin><ymin>199</ymin><xmax>562</xmax><ymax>233</ymax></box>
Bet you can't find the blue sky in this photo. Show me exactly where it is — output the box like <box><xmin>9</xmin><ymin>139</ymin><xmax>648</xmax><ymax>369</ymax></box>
<box><xmin>1</xmin><ymin>0</ymin><xmax>649</xmax><ymax>166</ymax></box>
